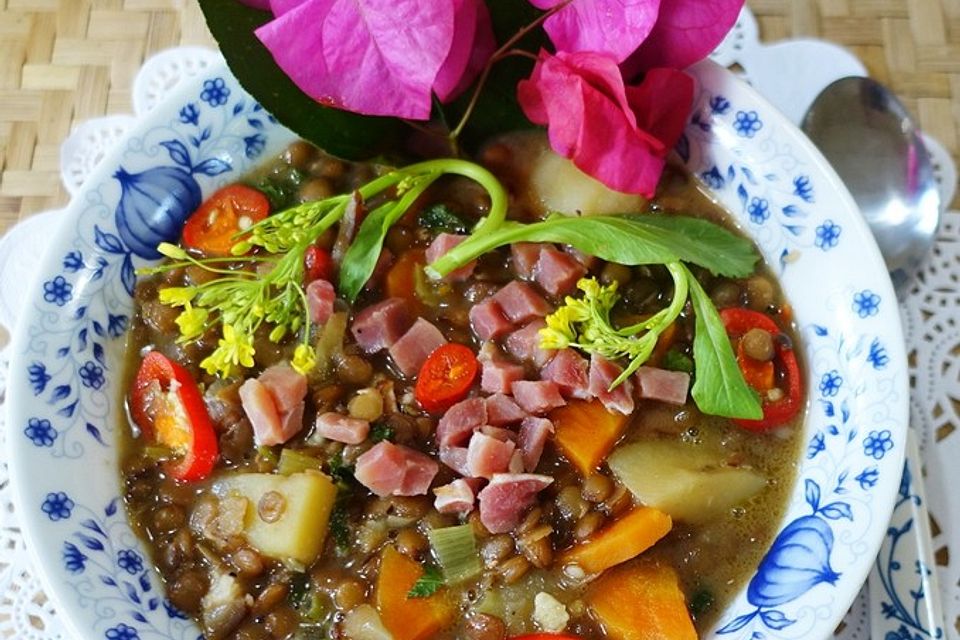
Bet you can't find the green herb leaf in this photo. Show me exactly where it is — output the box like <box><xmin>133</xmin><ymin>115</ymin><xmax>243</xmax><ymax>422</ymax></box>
<box><xmin>662</xmin><ymin>348</ymin><xmax>694</xmax><ymax>374</ymax></box>
<box><xmin>370</xmin><ymin>424</ymin><xmax>395</xmax><ymax>443</ymax></box>
<box><xmin>327</xmin><ymin>450</ymin><xmax>354</xmax><ymax>484</ymax></box>
<box><xmin>197</xmin><ymin>0</ymin><xmax>403</xmax><ymax>160</ymax></box>
<box><xmin>427</xmin><ymin>215</ymin><xmax>758</xmax><ymax>280</ymax></box>
<box><xmin>407</xmin><ymin>564</ymin><xmax>445</xmax><ymax>599</ymax></box>
<box><xmin>684</xmin><ymin>265</ymin><xmax>763</xmax><ymax>420</ymax></box>
<box><xmin>418</xmin><ymin>204</ymin><xmax>468</xmax><ymax>235</ymax></box>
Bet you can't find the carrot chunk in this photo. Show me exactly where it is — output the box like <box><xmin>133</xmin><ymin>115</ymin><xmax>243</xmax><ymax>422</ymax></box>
<box><xmin>550</xmin><ymin>399</ymin><xmax>629</xmax><ymax>475</ymax></box>
<box><xmin>560</xmin><ymin>505</ymin><xmax>672</xmax><ymax>575</ymax></box>
<box><xmin>586</xmin><ymin>557</ymin><xmax>697</xmax><ymax>640</ymax></box>
<box><xmin>376</xmin><ymin>546</ymin><xmax>456</xmax><ymax>640</ymax></box>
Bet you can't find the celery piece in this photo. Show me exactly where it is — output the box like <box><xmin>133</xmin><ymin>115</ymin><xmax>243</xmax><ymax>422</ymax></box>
<box><xmin>427</xmin><ymin>524</ymin><xmax>481</xmax><ymax>584</ymax></box>
<box><xmin>278</xmin><ymin>448</ymin><xmax>324</xmax><ymax>476</ymax></box>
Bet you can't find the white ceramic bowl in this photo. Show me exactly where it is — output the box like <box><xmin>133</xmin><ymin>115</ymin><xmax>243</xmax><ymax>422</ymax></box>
<box><xmin>6</xmin><ymin>59</ymin><xmax>908</xmax><ymax>640</ymax></box>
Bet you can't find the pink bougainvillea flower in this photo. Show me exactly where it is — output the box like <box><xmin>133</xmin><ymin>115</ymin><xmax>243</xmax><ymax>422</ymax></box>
<box><xmin>255</xmin><ymin>0</ymin><xmax>456</xmax><ymax>120</ymax></box>
<box><xmin>518</xmin><ymin>50</ymin><xmax>693</xmax><ymax>197</ymax></box>
<box><xmin>268</xmin><ymin>0</ymin><xmax>308</xmax><ymax>15</ymax></box>
<box><xmin>433</xmin><ymin>0</ymin><xmax>496</xmax><ymax>102</ymax></box>
<box><xmin>528</xmin><ymin>0</ymin><xmax>661</xmax><ymax>63</ymax></box>
<box><xmin>622</xmin><ymin>0</ymin><xmax>744</xmax><ymax>75</ymax></box>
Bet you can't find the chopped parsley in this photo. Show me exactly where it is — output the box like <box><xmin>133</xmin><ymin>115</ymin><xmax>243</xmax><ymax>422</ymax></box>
<box><xmin>407</xmin><ymin>564</ymin><xmax>444</xmax><ymax>598</ymax></box>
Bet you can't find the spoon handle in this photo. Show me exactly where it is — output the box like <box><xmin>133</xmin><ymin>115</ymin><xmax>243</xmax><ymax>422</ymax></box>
<box><xmin>868</xmin><ymin>429</ymin><xmax>945</xmax><ymax>640</ymax></box>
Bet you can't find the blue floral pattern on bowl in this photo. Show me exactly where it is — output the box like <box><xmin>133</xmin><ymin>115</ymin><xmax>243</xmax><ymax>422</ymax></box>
<box><xmin>5</xmin><ymin>59</ymin><xmax>908</xmax><ymax>640</ymax></box>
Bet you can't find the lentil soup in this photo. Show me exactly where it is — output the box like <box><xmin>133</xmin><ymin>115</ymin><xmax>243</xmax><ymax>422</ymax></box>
<box><xmin>121</xmin><ymin>134</ymin><xmax>804</xmax><ymax>640</ymax></box>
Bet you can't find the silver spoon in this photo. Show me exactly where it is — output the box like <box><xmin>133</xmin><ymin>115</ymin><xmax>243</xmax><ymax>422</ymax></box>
<box><xmin>801</xmin><ymin>77</ymin><xmax>946</xmax><ymax>640</ymax></box>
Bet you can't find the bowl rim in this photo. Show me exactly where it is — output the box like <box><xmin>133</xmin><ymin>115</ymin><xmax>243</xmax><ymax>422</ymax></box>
<box><xmin>4</xmin><ymin>56</ymin><xmax>909</xmax><ymax>640</ymax></box>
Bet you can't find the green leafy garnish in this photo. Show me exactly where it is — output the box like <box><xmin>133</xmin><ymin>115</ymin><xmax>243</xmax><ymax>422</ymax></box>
<box><xmin>418</xmin><ymin>203</ymin><xmax>468</xmax><ymax>235</ymax></box>
<box><xmin>426</xmin><ymin>214</ymin><xmax>758</xmax><ymax>280</ymax></box>
<box><xmin>142</xmin><ymin>159</ymin><xmax>507</xmax><ymax>377</ymax></box>
<box><xmin>541</xmin><ymin>272</ymin><xmax>687</xmax><ymax>388</ymax></box>
<box><xmin>662</xmin><ymin>348</ymin><xmax>694</xmax><ymax>374</ymax></box>
<box><xmin>684</xmin><ymin>265</ymin><xmax>763</xmax><ymax>420</ymax></box>
<box><xmin>370</xmin><ymin>424</ymin><xmax>395</xmax><ymax>443</ymax></box>
<box><xmin>407</xmin><ymin>564</ymin><xmax>445</xmax><ymax>599</ymax></box>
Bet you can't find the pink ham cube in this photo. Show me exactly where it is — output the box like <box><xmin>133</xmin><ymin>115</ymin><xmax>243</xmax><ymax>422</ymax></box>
<box><xmin>351</xmin><ymin>298</ymin><xmax>412</xmax><ymax>353</ymax></box>
<box><xmin>541</xmin><ymin>348</ymin><xmax>591</xmax><ymax>399</ymax></box>
<box><xmin>635</xmin><ymin>366</ymin><xmax>691</xmax><ymax>405</ymax></box>
<box><xmin>315</xmin><ymin>412</ymin><xmax>370</xmax><ymax>444</ymax></box>
<box><xmin>354</xmin><ymin>441</ymin><xmax>438</xmax><ymax>497</ymax></box>
<box><xmin>306</xmin><ymin>279</ymin><xmax>336</xmax><ymax>325</ymax></box>
<box><xmin>426</xmin><ymin>233</ymin><xmax>475</xmax><ymax>281</ymax></box>
<box><xmin>535</xmin><ymin>247</ymin><xmax>586</xmax><ymax>297</ymax></box>
<box><xmin>588</xmin><ymin>355</ymin><xmax>635</xmax><ymax>415</ymax></box>
<box><xmin>493</xmin><ymin>281</ymin><xmax>552</xmax><ymax>324</ymax></box>
<box><xmin>469</xmin><ymin>297</ymin><xmax>512</xmax><ymax>341</ymax></box>
<box><xmin>484</xmin><ymin>394</ymin><xmax>528</xmax><ymax>426</ymax></box>
<box><xmin>477</xmin><ymin>473</ymin><xmax>554</xmax><ymax>533</ymax></box>
<box><xmin>388</xmin><ymin>318</ymin><xmax>447</xmax><ymax>377</ymax></box>
<box><xmin>505</xmin><ymin>319</ymin><xmax>555</xmax><ymax>367</ymax></box>
<box><xmin>511</xmin><ymin>380</ymin><xmax>566</xmax><ymax>415</ymax></box>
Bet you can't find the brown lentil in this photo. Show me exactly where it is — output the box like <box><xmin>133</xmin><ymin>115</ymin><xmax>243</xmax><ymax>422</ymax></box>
<box><xmin>265</xmin><ymin>606</ymin><xmax>300</xmax><ymax>639</ymax></box>
<box><xmin>498</xmin><ymin>555</ymin><xmax>531</xmax><ymax>585</ymax></box>
<box><xmin>481</xmin><ymin>534</ymin><xmax>515</xmax><ymax>568</ymax></box>
<box><xmin>465</xmin><ymin>613</ymin><xmax>507</xmax><ymax>640</ymax></box>
<box><xmin>333</xmin><ymin>579</ymin><xmax>366</xmax><ymax>610</ymax></box>
<box><xmin>746</xmin><ymin>275</ymin><xmax>776</xmax><ymax>311</ymax></box>
<box><xmin>385</xmin><ymin>225</ymin><xmax>414</xmax><ymax>254</ymax></box>
<box><xmin>600</xmin><ymin>262</ymin><xmax>632</xmax><ymax>287</ymax></box>
<box><xmin>253</xmin><ymin>583</ymin><xmax>290</xmax><ymax>616</ymax></box>
<box><xmin>395</xmin><ymin>527</ymin><xmax>428</xmax><ymax>559</ymax></box>
<box><xmin>336</xmin><ymin>354</ymin><xmax>374</xmax><ymax>385</ymax></box>
<box><xmin>710</xmin><ymin>280</ymin><xmax>741</xmax><ymax>308</ymax></box>
<box><xmin>742</xmin><ymin>328</ymin><xmax>775</xmax><ymax>362</ymax></box>
<box><xmin>580</xmin><ymin>474</ymin><xmax>613</xmax><ymax>504</ymax></box>
<box><xmin>282</xmin><ymin>141</ymin><xmax>315</xmax><ymax>169</ymax></box>
<box><xmin>574</xmin><ymin>511</ymin><xmax>605</xmax><ymax>540</ymax></box>
<box><xmin>258</xmin><ymin>491</ymin><xmax>286</xmax><ymax>523</ymax></box>
<box><xmin>232</xmin><ymin>547</ymin><xmax>265</xmax><ymax>578</ymax></box>
<box><xmin>168</xmin><ymin>570</ymin><xmax>208</xmax><ymax>614</ymax></box>
<box><xmin>556</xmin><ymin>486</ymin><xmax>589</xmax><ymax>521</ymax></box>
<box><xmin>348</xmin><ymin>389</ymin><xmax>383</xmax><ymax>422</ymax></box>
<box><xmin>298</xmin><ymin>177</ymin><xmax>334</xmax><ymax>202</ymax></box>
<box><xmin>151</xmin><ymin>505</ymin><xmax>186</xmax><ymax>534</ymax></box>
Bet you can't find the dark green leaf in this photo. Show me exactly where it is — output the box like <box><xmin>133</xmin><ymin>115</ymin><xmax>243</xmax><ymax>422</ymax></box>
<box><xmin>327</xmin><ymin>450</ymin><xmax>354</xmax><ymax>484</ymax></box>
<box><xmin>429</xmin><ymin>215</ymin><xmax>759</xmax><ymax>279</ymax></box>
<box><xmin>329</xmin><ymin>492</ymin><xmax>351</xmax><ymax>552</ymax></box>
<box><xmin>370</xmin><ymin>423</ymin><xmax>395</xmax><ymax>443</ymax></box>
<box><xmin>662</xmin><ymin>348</ymin><xmax>694</xmax><ymax>374</ymax></box>
<box><xmin>197</xmin><ymin>0</ymin><xmax>403</xmax><ymax>160</ymax></box>
<box><xmin>407</xmin><ymin>564</ymin><xmax>445</xmax><ymax>599</ymax></box>
<box><xmin>418</xmin><ymin>203</ymin><xmax>468</xmax><ymax>235</ymax></box>
<box><xmin>685</xmin><ymin>266</ymin><xmax>763</xmax><ymax>419</ymax></box>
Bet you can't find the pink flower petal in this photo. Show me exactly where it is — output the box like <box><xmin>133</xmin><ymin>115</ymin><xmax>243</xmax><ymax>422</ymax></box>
<box><xmin>622</xmin><ymin>0</ymin><xmax>745</xmax><ymax>74</ymax></box>
<box><xmin>433</xmin><ymin>0</ymin><xmax>495</xmax><ymax>102</ymax></box>
<box><xmin>533</xmin><ymin>0</ymin><xmax>662</xmax><ymax>63</ymax></box>
<box><xmin>255</xmin><ymin>0</ymin><xmax>456</xmax><ymax>119</ymax></box>
<box><xmin>518</xmin><ymin>50</ymin><xmax>694</xmax><ymax>197</ymax></box>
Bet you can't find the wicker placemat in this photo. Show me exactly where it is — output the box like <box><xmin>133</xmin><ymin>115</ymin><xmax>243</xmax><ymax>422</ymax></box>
<box><xmin>0</xmin><ymin>0</ymin><xmax>958</xmax><ymax>234</ymax></box>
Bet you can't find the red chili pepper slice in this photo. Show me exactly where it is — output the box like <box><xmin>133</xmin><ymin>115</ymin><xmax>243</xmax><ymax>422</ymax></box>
<box><xmin>720</xmin><ymin>308</ymin><xmax>803</xmax><ymax>432</ymax></box>
<box><xmin>414</xmin><ymin>343</ymin><xmax>479</xmax><ymax>413</ymax></box>
<box><xmin>130</xmin><ymin>351</ymin><xmax>219</xmax><ymax>481</ymax></box>
<box><xmin>182</xmin><ymin>184</ymin><xmax>269</xmax><ymax>256</ymax></box>
<box><xmin>304</xmin><ymin>244</ymin><xmax>335</xmax><ymax>282</ymax></box>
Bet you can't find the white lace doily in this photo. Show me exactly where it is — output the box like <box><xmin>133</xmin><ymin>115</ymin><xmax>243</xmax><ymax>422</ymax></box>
<box><xmin>0</xmin><ymin>35</ymin><xmax>958</xmax><ymax>640</ymax></box>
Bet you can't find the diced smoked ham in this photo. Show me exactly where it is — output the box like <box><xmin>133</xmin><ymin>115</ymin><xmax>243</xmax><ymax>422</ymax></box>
<box><xmin>479</xmin><ymin>425</ymin><xmax>518</xmax><ymax>442</ymax></box>
<box><xmin>511</xmin><ymin>242</ymin><xmax>543</xmax><ymax>279</ymax></box>
<box><xmin>588</xmin><ymin>355</ymin><xmax>635</xmax><ymax>415</ymax></box>
<box><xmin>426</xmin><ymin>233</ymin><xmax>475</xmax><ymax>281</ymax></box>
<box><xmin>467</xmin><ymin>432</ymin><xmax>516</xmax><ymax>479</ymax></box>
<box><xmin>315</xmin><ymin>412</ymin><xmax>370</xmax><ymax>444</ymax></box>
<box><xmin>493</xmin><ymin>281</ymin><xmax>552</xmax><ymax>324</ymax></box>
<box><xmin>436</xmin><ymin>397</ymin><xmax>487</xmax><ymax>447</ymax></box>
<box><xmin>351</xmin><ymin>298</ymin><xmax>412</xmax><ymax>353</ymax></box>
<box><xmin>509</xmin><ymin>450</ymin><xmax>525</xmax><ymax>473</ymax></box>
<box><xmin>563</xmin><ymin>245</ymin><xmax>599</xmax><ymax>270</ymax></box>
<box><xmin>306</xmin><ymin>279</ymin><xmax>336</xmax><ymax>325</ymax></box>
<box><xmin>240</xmin><ymin>367</ymin><xmax>308</xmax><ymax>446</ymax></box>
<box><xmin>241</xmin><ymin>379</ymin><xmax>288</xmax><ymax>446</ymax></box>
<box><xmin>477</xmin><ymin>473</ymin><xmax>554</xmax><ymax>534</ymax></box>
<box><xmin>541</xmin><ymin>349</ymin><xmax>591</xmax><ymax>399</ymax></box>
<box><xmin>354</xmin><ymin>441</ymin><xmax>438</xmax><ymax>497</ymax></box>
<box><xmin>388</xmin><ymin>318</ymin><xmax>447</xmax><ymax>377</ymax></box>
<box><xmin>485</xmin><ymin>394</ymin><xmax>528</xmax><ymax>426</ymax></box>
<box><xmin>439</xmin><ymin>446</ymin><xmax>470</xmax><ymax>476</ymax></box>
<box><xmin>433</xmin><ymin>479</ymin><xmax>478</xmax><ymax>514</ymax></box>
<box><xmin>512</xmin><ymin>380</ymin><xmax>566</xmax><ymax>415</ymax></box>
<box><xmin>518</xmin><ymin>417</ymin><xmax>554</xmax><ymax>472</ymax></box>
<box><xmin>535</xmin><ymin>247</ymin><xmax>586</xmax><ymax>297</ymax></box>
<box><xmin>257</xmin><ymin>364</ymin><xmax>307</xmax><ymax>413</ymax></box>
<box><xmin>635</xmin><ymin>366</ymin><xmax>691</xmax><ymax>405</ymax></box>
<box><xmin>469</xmin><ymin>298</ymin><xmax>512</xmax><ymax>341</ymax></box>
<box><xmin>481</xmin><ymin>357</ymin><xmax>526</xmax><ymax>395</ymax></box>
<box><xmin>506</xmin><ymin>320</ymin><xmax>555</xmax><ymax>367</ymax></box>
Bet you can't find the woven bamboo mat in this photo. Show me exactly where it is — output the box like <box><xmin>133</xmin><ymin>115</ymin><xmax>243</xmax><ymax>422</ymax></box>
<box><xmin>0</xmin><ymin>0</ymin><xmax>958</xmax><ymax>237</ymax></box>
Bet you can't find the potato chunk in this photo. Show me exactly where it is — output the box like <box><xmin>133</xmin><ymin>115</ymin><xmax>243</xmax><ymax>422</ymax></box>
<box><xmin>214</xmin><ymin>470</ymin><xmax>337</xmax><ymax>565</ymax></box>
<box><xmin>608</xmin><ymin>440</ymin><xmax>766</xmax><ymax>524</ymax></box>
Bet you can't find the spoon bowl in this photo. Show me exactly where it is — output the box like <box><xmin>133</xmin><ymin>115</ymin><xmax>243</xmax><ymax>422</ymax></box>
<box><xmin>801</xmin><ymin>76</ymin><xmax>941</xmax><ymax>295</ymax></box>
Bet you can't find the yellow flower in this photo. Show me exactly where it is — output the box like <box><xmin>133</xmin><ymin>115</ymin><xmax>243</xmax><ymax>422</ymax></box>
<box><xmin>174</xmin><ymin>304</ymin><xmax>208</xmax><ymax>341</ymax></box>
<box><xmin>291</xmin><ymin>343</ymin><xmax>317</xmax><ymax>374</ymax></box>
<box><xmin>158</xmin><ymin>286</ymin><xmax>197</xmax><ymax>307</ymax></box>
<box><xmin>538</xmin><ymin>325</ymin><xmax>571</xmax><ymax>350</ymax></box>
